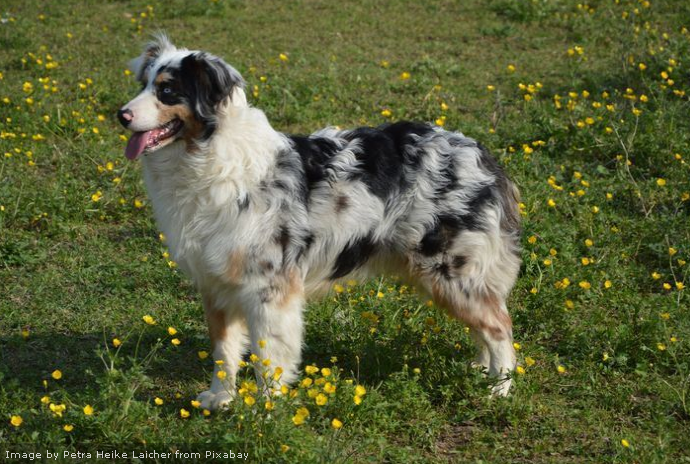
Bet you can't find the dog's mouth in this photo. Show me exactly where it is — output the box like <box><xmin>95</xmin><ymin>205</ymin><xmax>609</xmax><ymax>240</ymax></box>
<box><xmin>124</xmin><ymin>119</ymin><xmax>184</xmax><ymax>160</ymax></box>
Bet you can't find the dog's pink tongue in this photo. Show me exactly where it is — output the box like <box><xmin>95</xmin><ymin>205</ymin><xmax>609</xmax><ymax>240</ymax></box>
<box><xmin>124</xmin><ymin>131</ymin><xmax>149</xmax><ymax>160</ymax></box>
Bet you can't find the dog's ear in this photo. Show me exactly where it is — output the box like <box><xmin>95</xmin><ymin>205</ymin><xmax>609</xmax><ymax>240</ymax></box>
<box><xmin>180</xmin><ymin>52</ymin><xmax>244</xmax><ymax>110</ymax></box>
<box><xmin>130</xmin><ymin>33</ymin><xmax>176</xmax><ymax>85</ymax></box>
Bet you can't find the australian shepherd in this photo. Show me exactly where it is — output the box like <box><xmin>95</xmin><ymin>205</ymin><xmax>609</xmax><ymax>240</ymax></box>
<box><xmin>118</xmin><ymin>35</ymin><xmax>522</xmax><ymax>410</ymax></box>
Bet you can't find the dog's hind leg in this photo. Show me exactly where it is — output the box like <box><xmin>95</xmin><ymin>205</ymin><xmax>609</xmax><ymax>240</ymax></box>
<box><xmin>466</xmin><ymin>295</ymin><xmax>516</xmax><ymax>396</ymax></box>
<box><xmin>197</xmin><ymin>292</ymin><xmax>248</xmax><ymax>410</ymax></box>
<box><xmin>431</xmin><ymin>280</ymin><xmax>516</xmax><ymax>396</ymax></box>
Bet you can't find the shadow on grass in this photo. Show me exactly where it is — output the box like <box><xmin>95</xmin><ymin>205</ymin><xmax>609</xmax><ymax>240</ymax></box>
<box><xmin>0</xmin><ymin>331</ymin><xmax>208</xmax><ymax>398</ymax></box>
<box><xmin>1</xmin><ymin>317</ymin><xmax>480</xmax><ymax>399</ymax></box>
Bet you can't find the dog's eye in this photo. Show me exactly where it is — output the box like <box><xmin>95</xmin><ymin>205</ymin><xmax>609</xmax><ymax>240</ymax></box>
<box><xmin>163</xmin><ymin>87</ymin><xmax>172</xmax><ymax>94</ymax></box>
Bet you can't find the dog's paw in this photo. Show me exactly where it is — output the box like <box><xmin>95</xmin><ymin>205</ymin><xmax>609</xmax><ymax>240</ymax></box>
<box><xmin>489</xmin><ymin>377</ymin><xmax>512</xmax><ymax>397</ymax></box>
<box><xmin>197</xmin><ymin>389</ymin><xmax>234</xmax><ymax>410</ymax></box>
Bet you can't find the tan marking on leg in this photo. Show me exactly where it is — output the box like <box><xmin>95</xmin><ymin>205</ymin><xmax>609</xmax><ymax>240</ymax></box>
<box><xmin>431</xmin><ymin>282</ymin><xmax>511</xmax><ymax>342</ymax></box>
<box><xmin>203</xmin><ymin>295</ymin><xmax>227</xmax><ymax>349</ymax></box>
<box><xmin>225</xmin><ymin>249</ymin><xmax>245</xmax><ymax>285</ymax></box>
<box><xmin>276</xmin><ymin>268</ymin><xmax>304</xmax><ymax>308</ymax></box>
<box><xmin>431</xmin><ymin>281</ymin><xmax>458</xmax><ymax>316</ymax></box>
<box><xmin>477</xmin><ymin>292</ymin><xmax>512</xmax><ymax>341</ymax></box>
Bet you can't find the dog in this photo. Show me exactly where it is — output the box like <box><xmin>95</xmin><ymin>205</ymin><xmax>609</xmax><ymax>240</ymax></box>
<box><xmin>118</xmin><ymin>35</ymin><xmax>522</xmax><ymax>410</ymax></box>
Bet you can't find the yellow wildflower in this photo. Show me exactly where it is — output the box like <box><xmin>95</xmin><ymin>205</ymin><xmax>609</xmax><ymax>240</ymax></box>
<box><xmin>323</xmin><ymin>382</ymin><xmax>337</xmax><ymax>394</ymax></box>
<box><xmin>49</xmin><ymin>403</ymin><xmax>66</xmax><ymax>417</ymax></box>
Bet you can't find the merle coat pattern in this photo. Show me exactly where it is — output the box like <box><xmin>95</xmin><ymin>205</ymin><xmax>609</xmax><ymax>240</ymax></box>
<box><xmin>118</xmin><ymin>36</ymin><xmax>522</xmax><ymax>409</ymax></box>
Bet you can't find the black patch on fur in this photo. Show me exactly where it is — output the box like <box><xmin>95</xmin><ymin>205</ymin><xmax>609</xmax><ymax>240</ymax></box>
<box><xmin>289</xmin><ymin>135</ymin><xmax>340</xmax><ymax>191</ymax></box>
<box><xmin>335</xmin><ymin>195</ymin><xmax>349</xmax><ymax>213</ymax></box>
<box><xmin>342</xmin><ymin>127</ymin><xmax>404</xmax><ymax>199</ymax></box>
<box><xmin>272</xmin><ymin>179</ymin><xmax>290</xmax><ymax>192</ymax></box>
<box><xmin>237</xmin><ymin>195</ymin><xmax>250</xmax><ymax>210</ymax></box>
<box><xmin>154</xmin><ymin>66</ymin><xmax>185</xmax><ymax>105</ymax></box>
<box><xmin>276</xmin><ymin>226</ymin><xmax>290</xmax><ymax>257</ymax></box>
<box><xmin>287</xmin><ymin>122</ymin><xmax>435</xmax><ymax>205</ymax></box>
<box><xmin>173</xmin><ymin>53</ymin><xmax>243</xmax><ymax>140</ymax></box>
<box><xmin>274</xmin><ymin>152</ymin><xmax>309</xmax><ymax>205</ymax></box>
<box><xmin>379</xmin><ymin>121</ymin><xmax>434</xmax><ymax>168</ymax></box>
<box><xmin>452</xmin><ymin>255</ymin><xmax>467</xmax><ymax>269</ymax></box>
<box><xmin>435</xmin><ymin>262</ymin><xmax>451</xmax><ymax>279</ymax></box>
<box><xmin>259</xmin><ymin>260</ymin><xmax>275</xmax><ymax>273</ymax></box>
<box><xmin>295</xmin><ymin>233</ymin><xmax>315</xmax><ymax>262</ymax></box>
<box><xmin>431</xmin><ymin>152</ymin><xmax>459</xmax><ymax>199</ymax></box>
<box><xmin>330</xmin><ymin>233</ymin><xmax>376</xmax><ymax>279</ymax></box>
<box><xmin>419</xmin><ymin>214</ymin><xmax>461</xmax><ymax>256</ymax></box>
<box><xmin>468</xmin><ymin>184</ymin><xmax>494</xmax><ymax>212</ymax></box>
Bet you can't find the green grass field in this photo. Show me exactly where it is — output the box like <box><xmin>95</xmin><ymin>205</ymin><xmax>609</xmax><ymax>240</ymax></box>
<box><xmin>2</xmin><ymin>0</ymin><xmax>690</xmax><ymax>462</ymax></box>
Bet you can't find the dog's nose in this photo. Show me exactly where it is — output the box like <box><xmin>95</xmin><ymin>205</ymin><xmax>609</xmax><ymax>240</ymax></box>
<box><xmin>117</xmin><ymin>108</ymin><xmax>133</xmax><ymax>128</ymax></box>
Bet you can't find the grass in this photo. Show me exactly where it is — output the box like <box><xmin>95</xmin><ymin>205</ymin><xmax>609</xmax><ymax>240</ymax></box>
<box><xmin>1</xmin><ymin>0</ymin><xmax>690</xmax><ymax>462</ymax></box>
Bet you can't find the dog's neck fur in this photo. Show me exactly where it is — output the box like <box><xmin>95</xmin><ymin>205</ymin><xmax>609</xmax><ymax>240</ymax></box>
<box><xmin>140</xmin><ymin>87</ymin><xmax>288</xmax><ymax>268</ymax></box>
<box><xmin>143</xmin><ymin>88</ymin><xmax>286</xmax><ymax>201</ymax></box>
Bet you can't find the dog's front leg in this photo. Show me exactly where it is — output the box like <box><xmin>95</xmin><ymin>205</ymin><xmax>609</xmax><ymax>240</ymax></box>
<box><xmin>197</xmin><ymin>292</ymin><xmax>248</xmax><ymax>410</ymax></box>
<box><xmin>244</xmin><ymin>271</ymin><xmax>305</xmax><ymax>396</ymax></box>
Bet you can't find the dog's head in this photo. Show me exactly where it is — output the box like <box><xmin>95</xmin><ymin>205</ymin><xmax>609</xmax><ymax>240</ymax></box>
<box><xmin>118</xmin><ymin>35</ymin><xmax>245</xmax><ymax>160</ymax></box>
